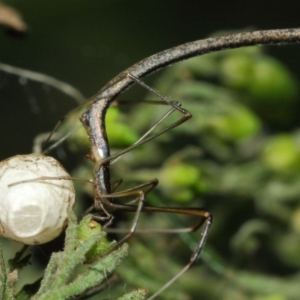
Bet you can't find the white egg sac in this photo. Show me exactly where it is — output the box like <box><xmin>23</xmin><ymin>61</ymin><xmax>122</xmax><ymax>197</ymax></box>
<box><xmin>0</xmin><ymin>154</ymin><xmax>75</xmax><ymax>245</ymax></box>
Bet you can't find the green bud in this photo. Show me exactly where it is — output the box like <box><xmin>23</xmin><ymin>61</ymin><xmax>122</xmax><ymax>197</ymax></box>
<box><xmin>107</xmin><ymin>122</ymin><xmax>139</xmax><ymax>148</ymax></box>
<box><xmin>106</xmin><ymin>107</ymin><xmax>139</xmax><ymax>147</ymax></box>
<box><xmin>261</xmin><ymin>135</ymin><xmax>300</xmax><ymax>174</ymax></box>
<box><xmin>168</xmin><ymin>187</ymin><xmax>194</xmax><ymax>203</ymax></box>
<box><xmin>256</xmin><ymin>296</ymin><xmax>286</xmax><ymax>300</ymax></box>
<box><xmin>221</xmin><ymin>53</ymin><xmax>297</xmax><ymax>104</ymax></box>
<box><xmin>249</xmin><ymin>57</ymin><xmax>297</xmax><ymax>103</ymax></box>
<box><xmin>62</xmin><ymin>106</ymin><xmax>139</xmax><ymax>151</ymax></box>
<box><xmin>106</xmin><ymin>106</ymin><xmax>120</xmax><ymax>122</ymax></box>
<box><xmin>291</xmin><ymin>207</ymin><xmax>300</xmax><ymax>235</ymax></box>
<box><xmin>159</xmin><ymin>163</ymin><xmax>204</xmax><ymax>203</ymax></box>
<box><xmin>161</xmin><ymin>163</ymin><xmax>201</xmax><ymax>188</ymax></box>
<box><xmin>220</xmin><ymin>53</ymin><xmax>253</xmax><ymax>89</ymax></box>
<box><xmin>77</xmin><ymin>216</ymin><xmax>112</xmax><ymax>260</ymax></box>
<box><xmin>208</xmin><ymin>106</ymin><xmax>261</xmax><ymax>141</ymax></box>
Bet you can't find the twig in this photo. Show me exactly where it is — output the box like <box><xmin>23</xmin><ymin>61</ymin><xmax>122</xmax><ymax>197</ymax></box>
<box><xmin>95</xmin><ymin>28</ymin><xmax>300</xmax><ymax>103</ymax></box>
<box><xmin>0</xmin><ymin>62</ymin><xmax>85</xmax><ymax>104</ymax></box>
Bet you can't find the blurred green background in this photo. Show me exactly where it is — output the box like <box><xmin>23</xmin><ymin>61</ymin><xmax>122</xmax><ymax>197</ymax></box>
<box><xmin>2</xmin><ymin>1</ymin><xmax>300</xmax><ymax>300</ymax></box>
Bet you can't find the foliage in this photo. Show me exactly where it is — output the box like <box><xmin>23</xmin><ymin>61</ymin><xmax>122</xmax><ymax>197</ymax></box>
<box><xmin>0</xmin><ymin>212</ymin><xmax>146</xmax><ymax>300</ymax></box>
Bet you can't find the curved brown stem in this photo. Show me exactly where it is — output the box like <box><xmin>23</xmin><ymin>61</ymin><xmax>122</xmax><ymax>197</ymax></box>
<box><xmin>81</xmin><ymin>28</ymin><xmax>300</xmax><ymax>192</ymax></box>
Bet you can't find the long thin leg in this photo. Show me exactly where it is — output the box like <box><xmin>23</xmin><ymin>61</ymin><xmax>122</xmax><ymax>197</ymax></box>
<box><xmin>111</xmin><ymin>105</ymin><xmax>177</xmax><ymax>165</ymax></box>
<box><xmin>8</xmin><ymin>176</ymin><xmax>93</xmax><ymax>187</ymax></box>
<box><xmin>93</xmin><ymin>179</ymin><xmax>158</xmax><ymax>246</ymax></box>
<box><xmin>103</xmin><ymin>204</ymin><xmax>212</xmax><ymax>300</ymax></box>
<box><xmin>99</xmin><ymin>72</ymin><xmax>192</xmax><ymax>165</ymax></box>
<box><xmin>148</xmin><ymin>214</ymin><xmax>211</xmax><ymax>300</ymax></box>
<box><xmin>42</xmin><ymin>100</ymin><xmax>91</xmax><ymax>151</ymax></box>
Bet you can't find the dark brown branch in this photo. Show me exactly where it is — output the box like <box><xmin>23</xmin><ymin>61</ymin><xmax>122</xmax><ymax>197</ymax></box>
<box><xmin>96</xmin><ymin>28</ymin><xmax>300</xmax><ymax>102</ymax></box>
